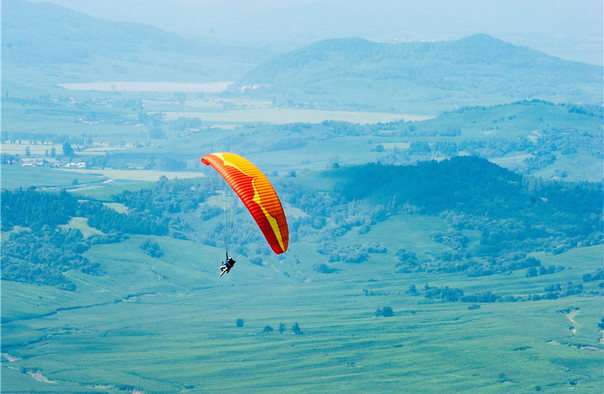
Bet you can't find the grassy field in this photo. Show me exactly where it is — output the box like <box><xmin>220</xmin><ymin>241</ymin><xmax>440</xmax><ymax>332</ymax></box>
<box><xmin>2</xmin><ymin>214</ymin><xmax>602</xmax><ymax>392</ymax></box>
<box><xmin>1</xmin><ymin>166</ymin><xmax>108</xmax><ymax>190</ymax></box>
<box><xmin>0</xmin><ymin>164</ymin><xmax>206</xmax><ymax>203</ymax></box>
<box><xmin>58</xmin><ymin>217</ymin><xmax>104</xmax><ymax>238</ymax></box>
<box><xmin>60</xmin><ymin>168</ymin><xmax>206</xmax><ymax>182</ymax></box>
<box><xmin>1</xmin><ymin>165</ymin><xmax>199</xmax><ymax>193</ymax></box>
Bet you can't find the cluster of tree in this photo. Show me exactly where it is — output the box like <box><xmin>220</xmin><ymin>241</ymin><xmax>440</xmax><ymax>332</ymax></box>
<box><xmin>432</xmin><ymin>250</ymin><xmax>544</xmax><ymax>278</ymax></box>
<box><xmin>557</xmin><ymin>307</ymin><xmax>579</xmax><ymax>315</ymax></box>
<box><xmin>320</xmin><ymin>242</ymin><xmax>387</xmax><ymax>264</ymax></box>
<box><xmin>2</xmin><ymin>226</ymin><xmax>102</xmax><ymax>290</ymax></box>
<box><xmin>459</xmin><ymin>291</ymin><xmax>503</xmax><ymax>303</ymax></box>
<box><xmin>533</xmin><ymin>128</ymin><xmax>602</xmax><ymax>159</ymax></box>
<box><xmin>82</xmin><ymin>201</ymin><xmax>169</xmax><ymax>236</ymax></box>
<box><xmin>313</xmin><ymin>263</ymin><xmax>339</xmax><ymax>274</ymax></box>
<box><xmin>582</xmin><ymin>268</ymin><xmax>604</xmax><ymax>283</ymax></box>
<box><xmin>1</xmin><ymin>189</ymin><xmax>79</xmax><ymax>231</ymax></box>
<box><xmin>431</xmin><ymin>231</ymin><xmax>469</xmax><ymax>251</ymax></box>
<box><xmin>526</xmin><ymin>265</ymin><xmax>565</xmax><ymax>278</ymax></box>
<box><xmin>528</xmin><ymin>282</ymin><xmax>583</xmax><ymax>301</ymax></box>
<box><xmin>406</xmin><ymin>280</ymin><xmax>585</xmax><ymax>304</ymax></box>
<box><xmin>407</xmin><ymin>284</ymin><xmax>512</xmax><ymax>303</ymax></box>
<box><xmin>374</xmin><ymin>306</ymin><xmax>394</xmax><ymax>317</ymax></box>
<box><xmin>1</xmin><ymin>153</ymin><xmax>21</xmax><ymax>164</ymax></box>
<box><xmin>424</xmin><ymin>285</ymin><xmax>465</xmax><ymax>302</ymax></box>
<box><xmin>261</xmin><ymin>322</ymin><xmax>303</xmax><ymax>334</ymax></box>
<box><xmin>279</xmin><ymin>122</ymin><xmax>312</xmax><ymax>133</ymax></box>
<box><xmin>405</xmin><ymin>284</ymin><xmax>479</xmax><ymax>302</ymax></box>
<box><xmin>114</xmin><ymin>176</ymin><xmax>206</xmax><ymax>215</ymax></box>
<box><xmin>198</xmin><ymin>205</ymin><xmax>222</xmax><ymax>221</ymax></box>
<box><xmin>291</xmin><ymin>322</ymin><xmax>303</xmax><ymax>334</ymax></box>
<box><xmin>463</xmin><ymin>254</ymin><xmax>543</xmax><ymax>278</ymax></box>
<box><xmin>140</xmin><ymin>240</ymin><xmax>164</xmax><ymax>258</ymax></box>
<box><xmin>82</xmin><ymin>155</ymin><xmax>110</xmax><ymax>169</ymax></box>
<box><xmin>393</xmin><ymin>249</ymin><xmax>421</xmax><ymax>273</ymax></box>
<box><xmin>321</xmin><ymin>121</ymin><xmax>365</xmax><ymax>137</ymax></box>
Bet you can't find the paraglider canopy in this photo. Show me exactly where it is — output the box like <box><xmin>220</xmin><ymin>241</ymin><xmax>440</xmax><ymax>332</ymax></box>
<box><xmin>202</xmin><ymin>152</ymin><xmax>289</xmax><ymax>255</ymax></box>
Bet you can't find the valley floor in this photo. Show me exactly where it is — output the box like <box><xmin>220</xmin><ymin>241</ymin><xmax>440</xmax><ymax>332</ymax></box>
<box><xmin>2</xmin><ymin>236</ymin><xmax>602</xmax><ymax>392</ymax></box>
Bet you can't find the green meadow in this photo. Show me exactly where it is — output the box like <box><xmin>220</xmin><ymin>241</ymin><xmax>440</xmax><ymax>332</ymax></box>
<box><xmin>2</xmin><ymin>206</ymin><xmax>602</xmax><ymax>392</ymax></box>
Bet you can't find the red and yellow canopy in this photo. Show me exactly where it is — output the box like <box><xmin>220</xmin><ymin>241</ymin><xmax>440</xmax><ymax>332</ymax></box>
<box><xmin>202</xmin><ymin>152</ymin><xmax>289</xmax><ymax>254</ymax></box>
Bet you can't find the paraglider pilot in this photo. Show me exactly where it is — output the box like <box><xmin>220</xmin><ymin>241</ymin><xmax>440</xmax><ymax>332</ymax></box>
<box><xmin>220</xmin><ymin>254</ymin><xmax>236</xmax><ymax>276</ymax></box>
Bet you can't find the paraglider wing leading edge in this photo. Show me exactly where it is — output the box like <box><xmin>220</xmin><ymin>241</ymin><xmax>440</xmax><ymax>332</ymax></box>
<box><xmin>201</xmin><ymin>152</ymin><xmax>289</xmax><ymax>254</ymax></box>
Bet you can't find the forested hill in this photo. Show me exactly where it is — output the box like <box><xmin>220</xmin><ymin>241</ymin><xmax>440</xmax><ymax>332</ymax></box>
<box><xmin>333</xmin><ymin>156</ymin><xmax>602</xmax><ymax>219</ymax></box>
<box><xmin>241</xmin><ymin>35</ymin><xmax>597</xmax><ymax>83</ymax></box>
<box><xmin>328</xmin><ymin>156</ymin><xmax>602</xmax><ymax>275</ymax></box>
<box><xmin>235</xmin><ymin>35</ymin><xmax>602</xmax><ymax>110</ymax></box>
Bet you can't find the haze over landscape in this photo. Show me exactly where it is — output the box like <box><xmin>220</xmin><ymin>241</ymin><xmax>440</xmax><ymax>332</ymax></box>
<box><xmin>1</xmin><ymin>0</ymin><xmax>603</xmax><ymax>392</ymax></box>
<box><xmin>28</xmin><ymin>0</ymin><xmax>604</xmax><ymax>66</ymax></box>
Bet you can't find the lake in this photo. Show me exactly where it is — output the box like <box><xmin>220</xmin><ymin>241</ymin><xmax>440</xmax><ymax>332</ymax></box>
<box><xmin>165</xmin><ymin>108</ymin><xmax>433</xmax><ymax>124</ymax></box>
<box><xmin>58</xmin><ymin>81</ymin><xmax>233</xmax><ymax>92</ymax></box>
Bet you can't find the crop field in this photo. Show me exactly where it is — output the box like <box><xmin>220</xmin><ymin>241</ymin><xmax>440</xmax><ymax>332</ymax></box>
<box><xmin>60</xmin><ymin>168</ymin><xmax>206</xmax><ymax>183</ymax></box>
<box><xmin>2</xmin><ymin>211</ymin><xmax>602</xmax><ymax>392</ymax></box>
<box><xmin>1</xmin><ymin>166</ymin><xmax>108</xmax><ymax>190</ymax></box>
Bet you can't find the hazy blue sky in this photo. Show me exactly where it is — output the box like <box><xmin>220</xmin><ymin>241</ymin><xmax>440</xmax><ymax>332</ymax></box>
<box><xmin>32</xmin><ymin>0</ymin><xmax>603</xmax><ymax>65</ymax></box>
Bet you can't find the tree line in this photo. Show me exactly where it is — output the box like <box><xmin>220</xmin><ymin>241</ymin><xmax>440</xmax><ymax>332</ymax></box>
<box><xmin>2</xmin><ymin>226</ymin><xmax>102</xmax><ymax>291</ymax></box>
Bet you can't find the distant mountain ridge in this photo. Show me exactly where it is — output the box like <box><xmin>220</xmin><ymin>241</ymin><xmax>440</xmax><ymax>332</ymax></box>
<box><xmin>2</xmin><ymin>0</ymin><xmax>194</xmax><ymax>64</ymax></box>
<box><xmin>235</xmin><ymin>35</ymin><xmax>603</xmax><ymax>111</ymax></box>
<box><xmin>2</xmin><ymin>0</ymin><xmax>601</xmax><ymax>109</ymax></box>
<box><xmin>1</xmin><ymin>0</ymin><xmax>264</xmax><ymax>83</ymax></box>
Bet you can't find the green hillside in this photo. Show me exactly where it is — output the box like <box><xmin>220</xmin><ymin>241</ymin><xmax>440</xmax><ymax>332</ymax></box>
<box><xmin>234</xmin><ymin>35</ymin><xmax>603</xmax><ymax>112</ymax></box>
<box><xmin>2</xmin><ymin>160</ymin><xmax>602</xmax><ymax>392</ymax></box>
